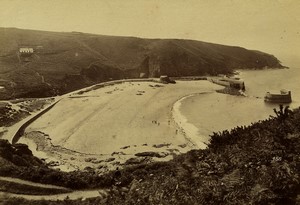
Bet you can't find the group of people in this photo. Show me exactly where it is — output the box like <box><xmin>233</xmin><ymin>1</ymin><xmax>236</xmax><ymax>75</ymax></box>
<box><xmin>151</xmin><ymin>119</ymin><xmax>179</xmax><ymax>134</ymax></box>
<box><xmin>151</xmin><ymin>120</ymin><xmax>160</xmax><ymax>126</ymax></box>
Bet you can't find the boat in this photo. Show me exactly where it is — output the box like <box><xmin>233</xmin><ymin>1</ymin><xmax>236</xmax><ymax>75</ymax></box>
<box><xmin>264</xmin><ymin>90</ymin><xmax>292</xmax><ymax>103</ymax></box>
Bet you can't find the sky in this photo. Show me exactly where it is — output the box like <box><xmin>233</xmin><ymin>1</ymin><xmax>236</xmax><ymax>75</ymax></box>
<box><xmin>0</xmin><ymin>0</ymin><xmax>300</xmax><ymax>66</ymax></box>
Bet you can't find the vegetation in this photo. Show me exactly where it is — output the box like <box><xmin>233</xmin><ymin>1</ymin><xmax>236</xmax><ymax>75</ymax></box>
<box><xmin>104</xmin><ymin>107</ymin><xmax>300</xmax><ymax>204</ymax></box>
<box><xmin>0</xmin><ymin>103</ymin><xmax>29</xmax><ymax>127</ymax></box>
<box><xmin>0</xmin><ymin>98</ymin><xmax>54</xmax><ymax>128</ymax></box>
<box><xmin>0</xmin><ymin>27</ymin><xmax>283</xmax><ymax>99</ymax></box>
<box><xmin>0</xmin><ymin>105</ymin><xmax>299</xmax><ymax>204</ymax></box>
<box><xmin>0</xmin><ymin>139</ymin><xmax>117</xmax><ymax>190</ymax></box>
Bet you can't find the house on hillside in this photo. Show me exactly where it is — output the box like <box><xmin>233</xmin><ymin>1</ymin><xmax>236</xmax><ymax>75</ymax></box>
<box><xmin>19</xmin><ymin>47</ymin><xmax>34</xmax><ymax>56</ymax></box>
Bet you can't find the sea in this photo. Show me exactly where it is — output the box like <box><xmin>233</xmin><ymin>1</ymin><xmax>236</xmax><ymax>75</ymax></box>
<box><xmin>178</xmin><ymin>66</ymin><xmax>300</xmax><ymax>143</ymax></box>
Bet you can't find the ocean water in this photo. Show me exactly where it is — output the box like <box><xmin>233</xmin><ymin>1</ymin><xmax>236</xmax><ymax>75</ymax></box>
<box><xmin>239</xmin><ymin>68</ymin><xmax>300</xmax><ymax>106</ymax></box>
<box><xmin>178</xmin><ymin>67</ymin><xmax>300</xmax><ymax>143</ymax></box>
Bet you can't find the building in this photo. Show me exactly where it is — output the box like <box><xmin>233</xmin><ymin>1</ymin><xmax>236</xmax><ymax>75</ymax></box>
<box><xmin>225</xmin><ymin>77</ymin><xmax>246</xmax><ymax>91</ymax></box>
<box><xmin>159</xmin><ymin>75</ymin><xmax>176</xmax><ymax>84</ymax></box>
<box><xmin>19</xmin><ymin>47</ymin><xmax>34</xmax><ymax>56</ymax></box>
<box><xmin>211</xmin><ymin>76</ymin><xmax>245</xmax><ymax>91</ymax></box>
<box><xmin>264</xmin><ymin>90</ymin><xmax>292</xmax><ymax>103</ymax></box>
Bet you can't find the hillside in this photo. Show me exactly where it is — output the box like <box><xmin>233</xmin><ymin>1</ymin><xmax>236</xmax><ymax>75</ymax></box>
<box><xmin>0</xmin><ymin>105</ymin><xmax>299</xmax><ymax>204</ymax></box>
<box><xmin>0</xmin><ymin>27</ymin><xmax>283</xmax><ymax>99</ymax></box>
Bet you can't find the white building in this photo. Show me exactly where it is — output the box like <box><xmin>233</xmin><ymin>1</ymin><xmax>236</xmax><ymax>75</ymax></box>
<box><xmin>19</xmin><ymin>47</ymin><xmax>34</xmax><ymax>54</ymax></box>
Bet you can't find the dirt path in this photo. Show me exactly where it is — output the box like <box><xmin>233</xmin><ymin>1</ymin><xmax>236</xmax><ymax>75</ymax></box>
<box><xmin>0</xmin><ymin>176</ymin><xmax>69</xmax><ymax>190</ymax></box>
<box><xmin>74</xmin><ymin>38</ymin><xmax>108</xmax><ymax>61</ymax></box>
<box><xmin>0</xmin><ymin>176</ymin><xmax>108</xmax><ymax>201</ymax></box>
<box><xmin>0</xmin><ymin>190</ymin><xmax>107</xmax><ymax>201</ymax></box>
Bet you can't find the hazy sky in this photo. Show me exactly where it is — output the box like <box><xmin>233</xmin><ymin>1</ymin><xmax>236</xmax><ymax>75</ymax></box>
<box><xmin>1</xmin><ymin>0</ymin><xmax>299</xmax><ymax>66</ymax></box>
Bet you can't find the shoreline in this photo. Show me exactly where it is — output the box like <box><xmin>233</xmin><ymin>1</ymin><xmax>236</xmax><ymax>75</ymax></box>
<box><xmin>17</xmin><ymin>80</ymin><xmax>221</xmax><ymax>172</ymax></box>
<box><xmin>6</xmin><ymin>68</ymin><xmax>295</xmax><ymax>173</ymax></box>
<box><xmin>1</xmin><ymin>68</ymin><xmax>300</xmax><ymax>203</ymax></box>
<box><xmin>171</xmin><ymin>92</ymin><xmax>213</xmax><ymax>149</ymax></box>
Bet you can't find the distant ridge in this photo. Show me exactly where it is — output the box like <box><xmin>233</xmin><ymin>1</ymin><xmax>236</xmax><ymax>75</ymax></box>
<box><xmin>0</xmin><ymin>27</ymin><xmax>283</xmax><ymax>99</ymax></box>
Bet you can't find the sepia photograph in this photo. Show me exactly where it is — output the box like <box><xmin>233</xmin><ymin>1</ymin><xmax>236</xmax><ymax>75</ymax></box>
<box><xmin>0</xmin><ymin>0</ymin><xmax>299</xmax><ymax>204</ymax></box>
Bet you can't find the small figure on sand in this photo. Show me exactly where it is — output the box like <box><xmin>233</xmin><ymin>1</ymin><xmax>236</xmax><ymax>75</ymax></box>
<box><xmin>176</xmin><ymin>129</ymin><xmax>178</xmax><ymax>134</ymax></box>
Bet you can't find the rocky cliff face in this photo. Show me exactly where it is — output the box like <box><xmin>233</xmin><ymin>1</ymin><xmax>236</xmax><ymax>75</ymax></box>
<box><xmin>0</xmin><ymin>28</ymin><xmax>283</xmax><ymax>99</ymax></box>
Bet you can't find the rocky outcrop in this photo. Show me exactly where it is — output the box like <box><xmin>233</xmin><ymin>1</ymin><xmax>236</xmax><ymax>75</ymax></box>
<box><xmin>13</xmin><ymin>144</ymin><xmax>32</xmax><ymax>156</ymax></box>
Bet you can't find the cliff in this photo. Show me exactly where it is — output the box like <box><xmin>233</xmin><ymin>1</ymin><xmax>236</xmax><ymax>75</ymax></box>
<box><xmin>0</xmin><ymin>27</ymin><xmax>283</xmax><ymax>99</ymax></box>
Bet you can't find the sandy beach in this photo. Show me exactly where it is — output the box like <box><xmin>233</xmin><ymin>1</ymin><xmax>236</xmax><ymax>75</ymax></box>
<box><xmin>172</xmin><ymin>93</ymin><xmax>212</xmax><ymax>149</ymax></box>
<box><xmin>21</xmin><ymin>80</ymin><xmax>221</xmax><ymax>171</ymax></box>
<box><xmin>13</xmin><ymin>68</ymin><xmax>300</xmax><ymax>172</ymax></box>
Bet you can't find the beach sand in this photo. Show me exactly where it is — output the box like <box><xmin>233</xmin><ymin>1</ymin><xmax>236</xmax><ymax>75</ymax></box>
<box><xmin>22</xmin><ymin>80</ymin><xmax>221</xmax><ymax>171</ymax></box>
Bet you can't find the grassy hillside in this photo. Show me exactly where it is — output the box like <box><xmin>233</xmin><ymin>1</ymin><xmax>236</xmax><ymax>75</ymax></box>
<box><xmin>0</xmin><ymin>27</ymin><xmax>283</xmax><ymax>99</ymax></box>
<box><xmin>0</xmin><ymin>105</ymin><xmax>299</xmax><ymax>204</ymax></box>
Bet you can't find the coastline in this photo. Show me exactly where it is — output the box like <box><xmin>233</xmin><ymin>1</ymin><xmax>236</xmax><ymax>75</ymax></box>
<box><xmin>20</xmin><ymin>80</ymin><xmax>221</xmax><ymax>172</ymax></box>
<box><xmin>172</xmin><ymin>93</ymin><xmax>213</xmax><ymax>149</ymax></box>
<box><xmin>173</xmin><ymin>66</ymin><xmax>300</xmax><ymax>150</ymax></box>
<box><xmin>2</xmin><ymin>68</ymin><xmax>300</xmax><ymax>203</ymax></box>
<box><xmin>8</xmin><ymin>67</ymin><xmax>299</xmax><ymax>173</ymax></box>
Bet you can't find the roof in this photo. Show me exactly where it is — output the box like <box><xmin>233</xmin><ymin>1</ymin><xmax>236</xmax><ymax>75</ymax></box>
<box><xmin>19</xmin><ymin>47</ymin><xmax>34</xmax><ymax>53</ymax></box>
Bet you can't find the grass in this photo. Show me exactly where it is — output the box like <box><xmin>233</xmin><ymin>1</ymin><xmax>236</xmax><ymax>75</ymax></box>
<box><xmin>0</xmin><ymin>27</ymin><xmax>283</xmax><ymax>99</ymax></box>
<box><xmin>0</xmin><ymin>106</ymin><xmax>299</xmax><ymax>204</ymax></box>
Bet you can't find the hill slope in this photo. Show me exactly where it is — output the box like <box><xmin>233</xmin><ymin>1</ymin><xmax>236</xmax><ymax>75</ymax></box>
<box><xmin>0</xmin><ymin>106</ymin><xmax>299</xmax><ymax>204</ymax></box>
<box><xmin>0</xmin><ymin>27</ymin><xmax>283</xmax><ymax>99</ymax></box>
